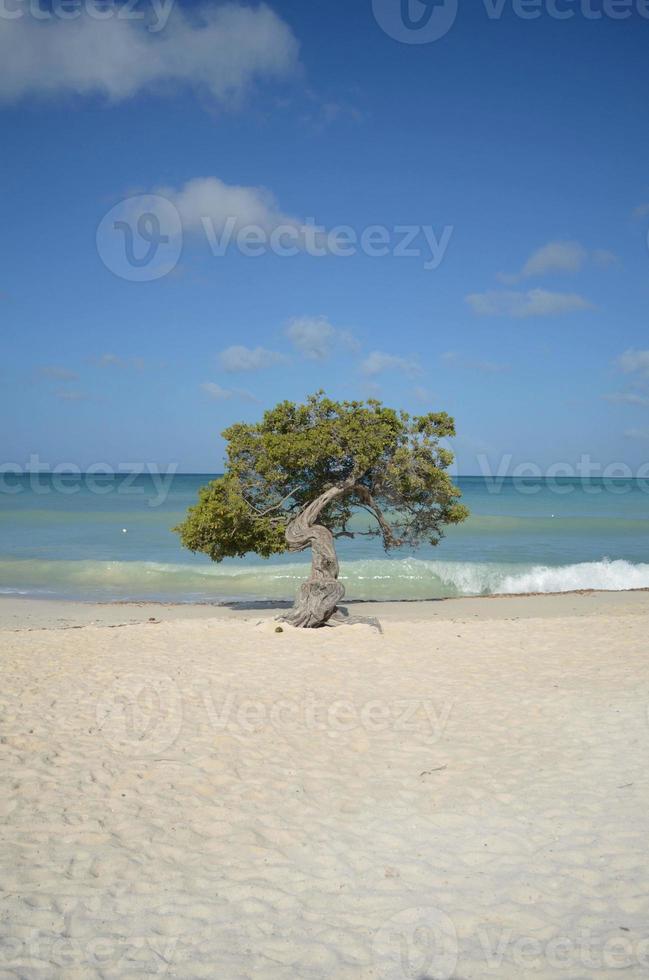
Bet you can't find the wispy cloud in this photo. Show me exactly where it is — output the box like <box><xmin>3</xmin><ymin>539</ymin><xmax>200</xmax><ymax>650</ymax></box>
<box><xmin>498</xmin><ymin>240</ymin><xmax>616</xmax><ymax>284</ymax></box>
<box><xmin>360</xmin><ymin>351</ymin><xmax>420</xmax><ymax>378</ymax></box>
<box><xmin>284</xmin><ymin>316</ymin><xmax>359</xmax><ymax>361</ymax></box>
<box><xmin>625</xmin><ymin>427</ymin><xmax>649</xmax><ymax>440</ymax></box>
<box><xmin>38</xmin><ymin>364</ymin><xmax>88</xmax><ymax>400</ymax></box>
<box><xmin>54</xmin><ymin>389</ymin><xmax>88</xmax><ymax>402</ymax></box>
<box><xmin>0</xmin><ymin>4</ymin><xmax>299</xmax><ymax>105</ymax></box>
<box><xmin>201</xmin><ymin>382</ymin><xmax>259</xmax><ymax>402</ymax></box>
<box><xmin>603</xmin><ymin>391</ymin><xmax>649</xmax><ymax>407</ymax></box>
<box><xmin>413</xmin><ymin>386</ymin><xmax>435</xmax><ymax>404</ymax></box>
<box><xmin>603</xmin><ymin>350</ymin><xmax>649</xmax><ymax>412</ymax></box>
<box><xmin>505</xmin><ymin>241</ymin><xmax>586</xmax><ymax>282</ymax></box>
<box><xmin>592</xmin><ymin>249</ymin><xmax>617</xmax><ymax>268</ymax></box>
<box><xmin>632</xmin><ymin>203</ymin><xmax>649</xmax><ymax>220</ymax></box>
<box><xmin>97</xmin><ymin>353</ymin><xmax>122</xmax><ymax>367</ymax></box>
<box><xmin>362</xmin><ymin>380</ymin><xmax>382</xmax><ymax>399</ymax></box>
<box><xmin>91</xmin><ymin>353</ymin><xmax>147</xmax><ymax>370</ymax></box>
<box><xmin>219</xmin><ymin>345</ymin><xmax>288</xmax><ymax>373</ymax></box>
<box><xmin>201</xmin><ymin>382</ymin><xmax>232</xmax><ymax>400</ymax></box>
<box><xmin>441</xmin><ymin>351</ymin><xmax>510</xmax><ymax>373</ymax></box>
<box><xmin>617</xmin><ymin>349</ymin><xmax>649</xmax><ymax>378</ymax></box>
<box><xmin>39</xmin><ymin>365</ymin><xmax>78</xmax><ymax>381</ymax></box>
<box><xmin>303</xmin><ymin>97</ymin><xmax>364</xmax><ymax>133</ymax></box>
<box><xmin>466</xmin><ymin>289</ymin><xmax>593</xmax><ymax>318</ymax></box>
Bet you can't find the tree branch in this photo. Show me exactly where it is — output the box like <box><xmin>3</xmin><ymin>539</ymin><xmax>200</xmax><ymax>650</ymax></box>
<box><xmin>242</xmin><ymin>485</ymin><xmax>302</xmax><ymax>518</ymax></box>
<box><xmin>354</xmin><ymin>487</ymin><xmax>402</xmax><ymax>548</ymax></box>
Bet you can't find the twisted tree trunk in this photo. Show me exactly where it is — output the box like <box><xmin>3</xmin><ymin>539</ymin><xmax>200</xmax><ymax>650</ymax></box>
<box><xmin>281</xmin><ymin>483</ymin><xmax>352</xmax><ymax>628</ymax></box>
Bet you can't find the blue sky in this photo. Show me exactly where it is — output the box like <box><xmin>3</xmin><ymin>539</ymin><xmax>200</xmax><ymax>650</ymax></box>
<box><xmin>2</xmin><ymin>0</ymin><xmax>649</xmax><ymax>473</ymax></box>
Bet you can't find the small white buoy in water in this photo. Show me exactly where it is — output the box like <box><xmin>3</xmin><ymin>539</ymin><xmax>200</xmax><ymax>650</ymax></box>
<box><xmin>122</xmin><ymin>528</ymin><xmax>128</xmax><ymax>533</ymax></box>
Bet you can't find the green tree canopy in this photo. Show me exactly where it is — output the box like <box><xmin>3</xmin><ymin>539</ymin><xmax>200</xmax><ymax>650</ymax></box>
<box><xmin>175</xmin><ymin>391</ymin><xmax>469</xmax><ymax>626</ymax></box>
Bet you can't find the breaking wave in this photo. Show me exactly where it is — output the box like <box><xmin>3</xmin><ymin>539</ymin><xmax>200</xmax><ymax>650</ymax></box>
<box><xmin>0</xmin><ymin>556</ymin><xmax>648</xmax><ymax>602</ymax></box>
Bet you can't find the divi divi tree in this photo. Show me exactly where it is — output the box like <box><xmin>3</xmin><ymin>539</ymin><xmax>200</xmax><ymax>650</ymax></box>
<box><xmin>175</xmin><ymin>392</ymin><xmax>469</xmax><ymax>628</ymax></box>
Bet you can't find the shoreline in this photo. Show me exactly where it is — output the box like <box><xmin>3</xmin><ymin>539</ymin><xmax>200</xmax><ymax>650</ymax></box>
<box><xmin>1</xmin><ymin>587</ymin><xmax>647</xmax><ymax>630</ymax></box>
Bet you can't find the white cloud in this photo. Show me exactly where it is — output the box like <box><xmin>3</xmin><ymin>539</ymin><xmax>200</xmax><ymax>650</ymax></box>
<box><xmin>603</xmin><ymin>391</ymin><xmax>649</xmax><ymax>407</ymax></box>
<box><xmin>625</xmin><ymin>427</ymin><xmax>649</xmax><ymax>440</ymax></box>
<box><xmin>360</xmin><ymin>351</ymin><xmax>420</xmax><ymax>378</ymax></box>
<box><xmin>284</xmin><ymin>316</ymin><xmax>359</xmax><ymax>361</ymax></box>
<box><xmin>219</xmin><ymin>345</ymin><xmax>287</xmax><ymax>372</ymax></box>
<box><xmin>201</xmin><ymin>382</ymin><xmax>232</xmax><ymax>400</ymax></box>
<box><xmin>155</xmin><ymin>175</ymin><xmax>369</xmax><ymax>257</ymax></box>
<box><xmin>617</xmin><ymin>349</ymin><xmax>649</xmax><ymax>377</ymax></box>
<box><xmin>0</xmin><ymin>3</ymin><xmax>299</xmax><ymax>105</ymax></box>
<box><xmin>154</xmin><ymin>177</ymin><xmax>372</xmax><ymax>256</ymax></box>
<box><xmin>466</xmin><ymin>289</ymin><xmax>593</xmax><ymax>318</ymax></box>
<box><xmin>201</xmin><ymin>381</ymin><xmax>258</xmax><ymax>401</ymax></box>
<box><xmin>521</xmin><ymin>241</ymin><xmax>587</xmax><ymax>278</ymax></box>
<box><xmin>164</xmin><ymin>176</ymin><xmax>300</xmax><ymax>237</ymax></box>
<box><xmin>285</xmin><ymin>316</ymin><xmax>335</xmax><ymax>360</ymax></box>
<box><xmin>498</xmin><ymin>240</ymin><xmax>616</xmax><ymax>284</ymax></box>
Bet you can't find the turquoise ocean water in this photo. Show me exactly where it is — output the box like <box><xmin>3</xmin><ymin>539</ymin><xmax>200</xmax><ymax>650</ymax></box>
<box><xmin>1</xmin><ymin>474</ymin><xmax>649</xmax><ymax>602</ymax></box>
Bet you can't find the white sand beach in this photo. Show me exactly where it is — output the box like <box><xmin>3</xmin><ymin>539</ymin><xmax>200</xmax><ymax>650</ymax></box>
<box><xmin>2</xmin><ymin>592</ymin><xmax>649</xmax><ymax>978</ymax></box>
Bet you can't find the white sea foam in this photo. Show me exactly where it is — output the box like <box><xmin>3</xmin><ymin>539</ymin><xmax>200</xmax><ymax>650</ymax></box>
<box><xmin>347</xmin><ymin>557</ymin><xmax>649</xmax><ymax>597</ymax></box>
<box><xmin>497</xmin><ymin>558</ymin><xmax>649</xmax><ymax>595</ymax></box>
<box><xmin>0</xmin><ymin>556</ymin><xmax>648</xmax><ymax>601</ymax></box>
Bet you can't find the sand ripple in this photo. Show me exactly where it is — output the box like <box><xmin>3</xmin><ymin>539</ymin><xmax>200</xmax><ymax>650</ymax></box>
<box><xmin>1</xmin><ymin>610</ymin><xmax>649</xmax><ymax>978</ymax></box>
